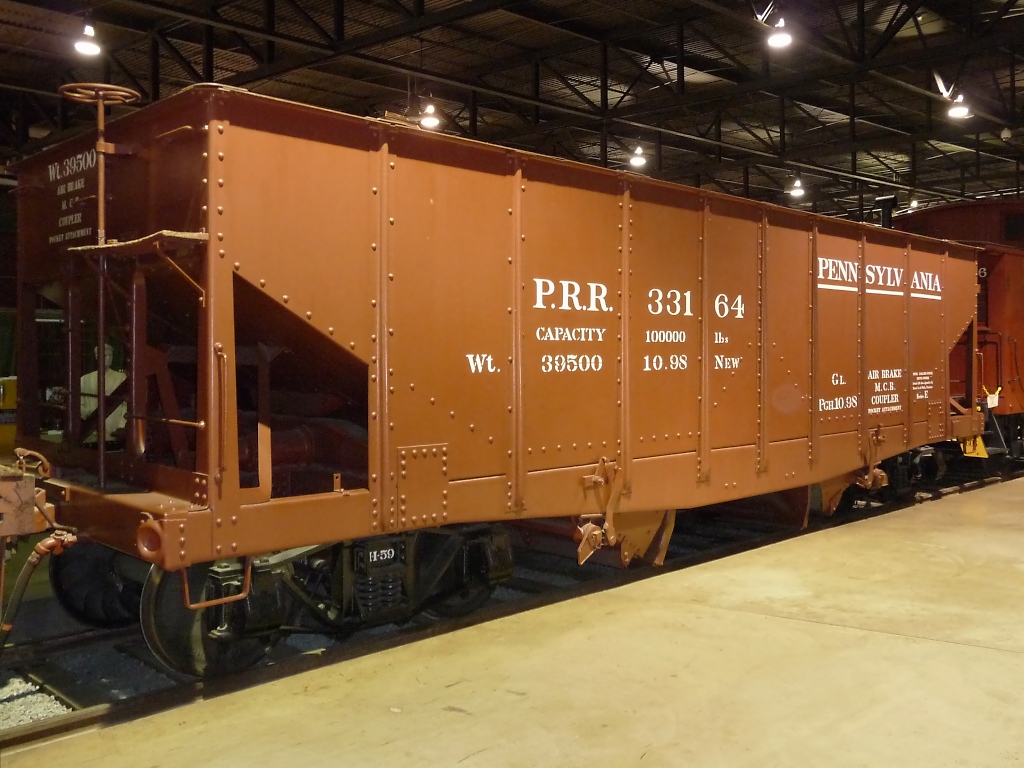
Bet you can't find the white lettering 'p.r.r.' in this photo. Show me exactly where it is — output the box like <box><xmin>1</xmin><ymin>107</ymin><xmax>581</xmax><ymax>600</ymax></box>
<box><xmin>534</xmin><ymin>278</ymin><xmax>555</xmax><ymax>309</ymax></box>
<box><xmin>534</xmin><ymin>278</ymin><xmax>613</xmax><ymax>312</ymax></box>
<box><xmin>559</xmin><ymin>280</ymin><xmax>584</xmax><ymax>311</ymax></box>
<box><xmin>587</xmin><ymin>282</ymin><xmax>610</xmax><ymax>312</ymax></box>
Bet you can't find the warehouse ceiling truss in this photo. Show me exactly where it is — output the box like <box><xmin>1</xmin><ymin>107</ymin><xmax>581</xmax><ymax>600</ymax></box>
<box><xmin>0</xmin><ymin>0</ymin><xmax>1022</xmax><ymax>218</ymax></box>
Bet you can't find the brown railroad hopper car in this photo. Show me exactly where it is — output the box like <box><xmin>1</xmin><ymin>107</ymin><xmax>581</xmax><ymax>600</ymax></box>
<box><xmin>896</xmin><ymin>201</ymin><xmax>1024</xmax><ymax>458</ymax></box>
<box><xmin>3</xmin><ymin>85</ymin><xmax>982</xmax><ymax>676</ymax></box>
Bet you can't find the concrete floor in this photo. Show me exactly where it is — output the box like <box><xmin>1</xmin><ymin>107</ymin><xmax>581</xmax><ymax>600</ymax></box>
<box><xmin>6</xmin><ymin>480</ymin><xmax>1024</xmax><ymax>767</ymax></box>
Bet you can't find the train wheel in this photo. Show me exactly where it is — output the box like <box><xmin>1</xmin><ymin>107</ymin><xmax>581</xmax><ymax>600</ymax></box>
<box><xmin>140</xmin><ymin>563</ymin><xmax>273</xmax><ymax>678</ymax></box>
<box><xmin>420</xmin><ymin>578</ymin><xmax>495</xmax><ymax>621</ymax></box>
<box><xmin>418</xmin><ymin>526</ymin><xmax>511</xmax><ymax>621</ymax></box>
<box><xmin>49</xmin><ymin>542</ymin><xmax>143</xmax><ymax>629</ymax></box>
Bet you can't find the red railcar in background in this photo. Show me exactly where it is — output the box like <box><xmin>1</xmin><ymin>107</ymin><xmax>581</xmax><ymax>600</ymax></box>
<box><xmin>896</xmin><ymin>201</ymin><xmax>1024</xmax><ymax>459</ymax></box>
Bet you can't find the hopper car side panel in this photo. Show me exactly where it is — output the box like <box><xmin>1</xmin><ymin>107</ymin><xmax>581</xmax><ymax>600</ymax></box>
<box><xmin>703</xmin><ymin>197</ymin><xmax>760</xmax><ymax>453</ymax></box>
<box><xmin>909</xmin><ymin>242</ymin><xmax>959</xmax><ymax>441</ymax></box>
<box><xmin>518</xmin><ymin>162</ymin><xmax>621</xmax><ymax>475</ymax></box>
<box><xmin>627</xmin><ymin>185</ymin><xmax>701</xmax><ymax>461</ymax></box>
<box><xmin>814</xmin><ymin>222</ymin><xmax>860</xmax><ymax>440</ymax></box>
<box><xmin>763</xmin><ymin>210</ymin><xmax>813</xmax><ymax>446</ymax></box>
<box><xmin>14</xmin><ymin>86</ymin><xmax>980</xmax><ymax>570</ymax></box>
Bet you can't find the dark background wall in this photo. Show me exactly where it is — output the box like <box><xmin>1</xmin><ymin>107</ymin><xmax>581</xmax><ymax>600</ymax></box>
<box><xmin>0</xmin><ymin>194</ymin><xmax>17</xmax><ymax>377</ymax></box>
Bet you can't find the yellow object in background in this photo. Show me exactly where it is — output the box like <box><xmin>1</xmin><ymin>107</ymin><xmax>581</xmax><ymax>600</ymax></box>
<box><xmin>0</xmin><ymin>376</ymin><xmax>14</xmax><ymax>454</ymax></box>
<box><xmin>960</xmin><ymin>435</ymin><xmax>989</xmax><ymax>459</ymax></box>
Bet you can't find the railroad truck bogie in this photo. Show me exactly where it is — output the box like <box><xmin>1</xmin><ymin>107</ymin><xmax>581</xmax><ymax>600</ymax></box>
<box><xmin>137</xmin><ymin>524</ymin><xmax>512</xmax><ymax>677</ymax></box>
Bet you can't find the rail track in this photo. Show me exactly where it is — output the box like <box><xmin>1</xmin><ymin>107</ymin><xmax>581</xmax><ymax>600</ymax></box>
<box><xmin>2</xmin><ymin>457</ymin><xmax>1021</xmax><ymax>750</ymax></box>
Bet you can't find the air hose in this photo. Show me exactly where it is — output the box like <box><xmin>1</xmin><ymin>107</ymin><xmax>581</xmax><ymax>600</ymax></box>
<box><xmin>0</xmin><ymin>531</ymin><xmax>77</xmax><ymax>659</ymax></box>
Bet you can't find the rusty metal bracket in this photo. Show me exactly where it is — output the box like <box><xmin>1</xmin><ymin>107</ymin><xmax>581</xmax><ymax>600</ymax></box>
<box><xmin>576</xmin><ymin>457</ymin><xmax>626</xmax><ymax>564</ymax></box>
<box><xmin>576</xmin><ymin>508</ymin><xmax>676</xmax><ymax>567</ymax></box>
<box><xmin>180</xmin><ymin>557</ymin><xmax>252</xmax><ymax>611</ymax></box>
<box><xmin>580</xmin><ymin>456</ymin><xmax>623</xmax><ymax>510</ymax></box>
<box><xmin>576</xmin><ymin>520</ymin><xmax>604</xmax><ymax>565</ymax></box>
<box><xmin>156</xmin><ymin>244</ymin><xmax>206</xmax><ymax>307</ymax></box>
<box><xmin>642</xmin><ymin>511</ymin><xmax>677</xmax><ymax>566</ymax></box>
<box><xmin>153</xmin><ymin>125</ymin><xmax>196</xmax><ymax>143</ymax></box>
<box><xmin>580</xmin><ymin>456</ymin><xmax>611</xmax><ymax>492</ymax></box>
<box><xmin>14</xmin><ymin>448</ymin><xmax>51</xmax><ymax>478</ymax></box>
<box><xmin>949</xmin><ymin>397</ymin><xmax>971</xmax><ymax>416</ymax></box>
<box><xmin>854</xmin><ymin>426</ymin><xmax>889</xmax><ymax>490</ymax></box>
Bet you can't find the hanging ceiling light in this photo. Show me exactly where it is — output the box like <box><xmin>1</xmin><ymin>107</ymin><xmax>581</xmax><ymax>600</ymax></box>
<box><xmin>629</xmin><ymin>146</ymin><xmax>646</xmax><ymax>168</ymax></box>
<box><xmin>909</xmin><ymin>198</ymin><xmax>919</xmax><ymax>208</ymax></box>
<box><xmin>788</xmin><ymin>178</ymin><xmax>804</xmax><ymax>197</ymax></box>
<box><xmin>75</xmin><ymin>23</ymin><xmax>101</xmax><ymax>56</ymax></box>
<box><xmin>419</xmin><ymin>103</ymin><xmax>440</xmax><ymax>129</ymax></box>
<box><xmin>947</xmin><ymin>93</ymin><xmax>970</xmax><ymax>119</ymax></box>
<box><xmin>767</xmin><ymin>18</ymin><xmax>792</xmax><ymax>48</ymax></box>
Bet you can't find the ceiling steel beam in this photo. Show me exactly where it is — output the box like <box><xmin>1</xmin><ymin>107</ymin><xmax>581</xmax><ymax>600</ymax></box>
<box><xmin>76</xmin><ymin>1</ymin><xmax>1019</xmax><ymax>161</ymax></box>
<box><xmin>102</xmin><ymin>0</ymin><xmax>333</xmax><ymax>50</ymax></box>
<box><xmin>683</xmin><ymin>0</ymin><xmax>1014</xmax><ymax>125</ymax></box>
<box><xmin>357</xmin><ymin>44</ymin><xmax>1017</xmax><ymax>184</ymax></box>
<box><xmin>1</xmin><ymin>0</ymin><xmax>1016</xmax><ymax>208</ymax></box>
<box><xmin>0</xmin><ymin>82</ymin><xmax>64</xmax><ymax>100</ymax></box>
<box><xmin>457</xmin><ymin>4</ymin><xmax>1020</xmax><ymax>169</ymax></box>
<box><xmin>461</xmin><ymin>11</ymin><xmax>1022</xmax><ymax>140</ymax></box>
<box><xmin>279</xmin><ymin>0</ymin><xmax>334</xmax><ymax>45</ymax></box>
<box><xmin>155</xmin><ymin>30</ymin><xmax>202</xmax><ymax>82</ymax></box>
<box><xmin>339</xmin><ymin>52</ymin><xmax>976</xmax><ymax>200</ymax></box>
<box><xmin>222</xmin><ymin>0</ymin><xmax>526</xmax><ymax>86</ymax></box>
<box><xmin>867</xmin><ymin>0</ymin><xmax>927</xmax><ymax>60</ymax></box>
